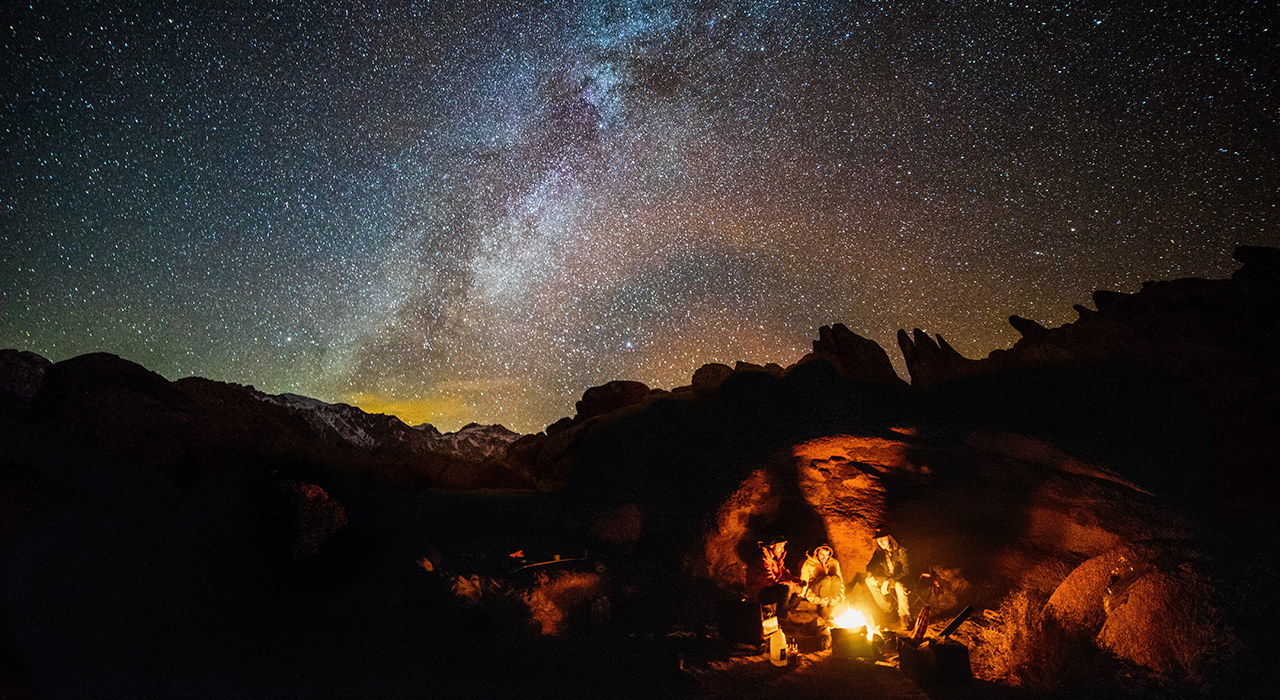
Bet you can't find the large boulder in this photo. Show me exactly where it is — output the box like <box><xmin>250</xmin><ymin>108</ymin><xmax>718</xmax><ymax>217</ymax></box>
<box><xmin>691</xmin><ymin>363</ymin><xmax>734</xmax><ymax>398</ymax></box>
<box><xmin>1231</xmin><ymin>244</ymin><xmax>1280</xmax><ymax>283</ymax></box>
<box><xmin>688</xmin><ymin>422</ymin><xmax>1199</xmax><ymax>621</ymax></box>
<box><xmin>790</xmin><ymin>434</ymin><xmax>912</xmax><ymax>571</ymax></box>
<box><xmin>575</xmin><ymin>380</ymin><xmax>651</xmax><ymax>421</ymax></box>
<box><xmin>1045</xmin><ymin>540</ymin><xmax>1236</xmax><ymax>685</ymax></box>
<box><xmin>254</xmin><ymin>478</ymin><xmax>350</xmax><ymax>561</ymax></box>
<box><xmin>695</xmin><ymin>468</ymin><xmax>788</xmax><ymax>590</ymax></box>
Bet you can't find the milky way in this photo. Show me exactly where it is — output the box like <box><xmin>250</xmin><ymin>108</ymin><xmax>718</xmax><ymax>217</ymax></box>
<box><xmin>4</xmin><ymin>1</ymin><xmax>1276</xmax><ymax>432</ymax></box>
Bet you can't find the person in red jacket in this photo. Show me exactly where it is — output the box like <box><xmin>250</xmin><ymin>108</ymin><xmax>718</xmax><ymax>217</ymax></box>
<box><xmin>749</xmin><ymin>536</ymin><xmax>802</xmax><ymax>616</ymax></box>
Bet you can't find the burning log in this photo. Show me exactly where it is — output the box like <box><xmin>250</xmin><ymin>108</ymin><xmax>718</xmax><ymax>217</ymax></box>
<box><xmin>911</xmin><ymin>605</ymin><xmax>931</xmax><ymax>642</ymax></box>
<box><xmin>829</xmin><ymin>607</ymin><xmax>883</xmax><ymax>659</ymax></box>
<box><xmin>831</xmin><ymin>607</ymin><xmax>878</xmax><ymax>638</ymax></box>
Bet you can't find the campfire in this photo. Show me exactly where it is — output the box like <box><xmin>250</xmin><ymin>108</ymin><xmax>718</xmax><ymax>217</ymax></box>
<box><xmin>832</xmin><ymin>607</ymin><xmax>877</xmax><ymax>641</ymax></box>
<box><xmin>829</xmin><ymin>606</ymin><xmax>881</xmax><ymax>659</ymax></box>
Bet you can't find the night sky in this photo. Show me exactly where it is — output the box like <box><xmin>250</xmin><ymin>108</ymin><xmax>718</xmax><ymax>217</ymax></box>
<box><xmin>4</xmin><ymin>1</ymin><xmax>1276</xmax><ymax>433</ymax></box>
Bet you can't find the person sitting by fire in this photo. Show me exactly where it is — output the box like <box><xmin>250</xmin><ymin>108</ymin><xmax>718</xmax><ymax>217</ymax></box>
<box><xmin>800</xmin><ymin>544</ymin><xmax>845</xmax><ymax>624</ymax></box>
<box><xmin>749</xmin><ymin>536</ymin><xmax>802</xmax><ymax>617</ymax></box>
<box><xmin>865</xmin><ymin>532</ymin><xmax>913</xmax><ymax>629</ymax></box>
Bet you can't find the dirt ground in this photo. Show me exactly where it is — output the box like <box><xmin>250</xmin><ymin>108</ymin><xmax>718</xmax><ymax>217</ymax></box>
<box><xmin>680</xmin><ymin>610</ymin><xmax>1035</xmax><ymax>700</ymax></box>
<box><xmin>679</xmin><ymin>599</ymin><xmax>1014</xmax><ymax>700</ymax></box>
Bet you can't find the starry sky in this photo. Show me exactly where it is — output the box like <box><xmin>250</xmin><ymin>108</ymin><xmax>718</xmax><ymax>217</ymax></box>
<box><xmin>4</xmin><ymin>0</ymin><xmax>1277</xmax><ymax>433</ymax></box>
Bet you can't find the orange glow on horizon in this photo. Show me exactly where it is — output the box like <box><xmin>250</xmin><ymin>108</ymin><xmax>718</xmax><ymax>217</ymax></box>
<box><xmin>343</xmin><ymin>391</ymin><xmax>467</xmax><ymax>429</ymax></box>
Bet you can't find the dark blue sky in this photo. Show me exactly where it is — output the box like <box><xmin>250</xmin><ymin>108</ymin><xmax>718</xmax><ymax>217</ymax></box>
<box><xmin>4</xmin><ymin>0</ymin><xmax>1276</xmax><ymax>431</ymax></box>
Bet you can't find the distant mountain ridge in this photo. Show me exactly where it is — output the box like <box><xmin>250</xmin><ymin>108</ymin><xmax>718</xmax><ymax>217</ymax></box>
<box><xmin>2</xmin><ymin>245</ymin><xmax>1278</xmax><ymax>509</ymax></box>
<box><xmin>260</xmin><ymin>391</ymin><xmax>519</xmax><ymax>458</ymax></box>
<box><xmin>0</xmin><ymin>351</ymin><xmax>534</xmax><ymax>490</ymax></box>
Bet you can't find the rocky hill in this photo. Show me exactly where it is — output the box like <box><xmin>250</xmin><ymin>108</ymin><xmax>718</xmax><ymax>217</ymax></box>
<box><xmin>2</xmin><ymin>350</ymin><xmax>527</xmax><ymax>490</ymax></box>
<box><xmin>1</xmin><ymin>246</ymin><xmax>1277</xmax><ymax>699</ymax></box>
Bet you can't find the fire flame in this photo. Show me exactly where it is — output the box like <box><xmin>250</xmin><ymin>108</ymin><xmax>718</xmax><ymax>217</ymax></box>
<box><xmin>832</xmin><ymin>608</ymin><xmax>877</xmax><ymax>641</ymax></box>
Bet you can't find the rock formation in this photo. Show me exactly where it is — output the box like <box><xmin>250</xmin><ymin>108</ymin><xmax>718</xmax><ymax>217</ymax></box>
<box><xmin>896</xmin><ymin>327</ymin><xmax>982</xmax><ymax>388</ymax></box>
<box><xmin>2</xmin><ymin>246</ymin><xmax>1277</xmax><ymax>698</ymax></box>
<box><xmin>1045</xmin><ymin>539</ymin><xmax>1235</xmax><ymax>686</ymax></box>
<box><xmin>800</xmin><ymin>323</ymin><xmax>907</xmax><ymax>386</ymax></box>
<box><xmin>575</xmin><ymin>380</ymin><xmax>652</xmax><ymax>421</ymax></box>
<box><xmin>894</xmin><ymin>246</ymin><xmax>1280</xmax><ymax>518</ymax></box>
<box><xmin>690</xmin><ymin>362</ymin><xmax>735</xmax><ymax>398</ymax></box>
<box><xmin>254</xmin><ymin>477</ymin><xmax>350</xmax><ymax>562</ymax></box>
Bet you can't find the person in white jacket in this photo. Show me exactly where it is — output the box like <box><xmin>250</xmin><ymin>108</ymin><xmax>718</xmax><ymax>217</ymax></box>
<box><xmin>801</xmin><ymin>544</ymin><xmax>845</xmax><ymax>623</ymax></box>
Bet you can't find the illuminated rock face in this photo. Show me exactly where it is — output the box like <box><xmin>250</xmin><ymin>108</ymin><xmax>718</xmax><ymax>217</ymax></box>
<box><xmin>682</xmin><ymin>415</ymin><xmax>1213</xmax><ymax>671</ymax></box>
<box><xmin>1046</xmin><ymin>540</ymin><xmax>1234</xmax><ymax>685</ymax></box>
<box><xmin>689</xmin><ymin>434</ymin><xmax>906</xmax><ymax>592</ymax></box>
<box><xmin>789</xmin><ymin>436</ymin><xmax>904</xmax><ymax>578</ymax></box>
<box><xmin>698</xmin><ymin>468</ymin><xmax>785</xmax><ymax>590</ymax></box>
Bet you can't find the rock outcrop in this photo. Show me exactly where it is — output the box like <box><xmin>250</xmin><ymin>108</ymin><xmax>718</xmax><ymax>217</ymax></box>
<box><xmin>689</xmin><ymin>427</ymin><xmax>1191</xmax><ymax>607</ymax></box>
<box><xmin>1231</xmin><ymin>244</ymin><xmax>1280</xmax><ymax>282</ymax></box>
<box><xmin>575</xmin><ymin>380</ymin><xmax>652</xmax><ymax>421</ymax></box>
<box><xmin>254</xmin><ymin>478</ymin><xmax>350</xmax><ymax>561</ymax></box>
<box><xmin>690</xmin><ymin>362</ymin><xmax>735</xmax><ymax>398</ymax></box>
<box><xmin>894</xmin><ymin>246</ymin><xmax>1280</xmax><ymax>518</ymax></box>
<box><xmin>896</xmin><ymin>328</ymin><xmax>983</xmax><ymax>388</ymax></box>
<box><xmin>799</xmin><ymin>323</ymin><xmax>907</xmax><ymax>386</ymax></box>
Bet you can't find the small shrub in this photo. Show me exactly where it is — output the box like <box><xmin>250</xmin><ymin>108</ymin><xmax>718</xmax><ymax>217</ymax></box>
<box><xmin>451</xmin><ymin>574</ymin><xmax>486</xmax><ymax>605</ymax></box>
<box><xmin>524</xmin><ymin>571</ymin><xmax>608</xmax><ymax>636</ymax></box>
<box><xmin>970</xmin><ymin>589</ymin><xmax>1037</xmax><ymax>684</ymax></box>
<box><xmin>971</xmin><ymin>589</ymin><xmax>1118</xmax><ymax>692</ymax></box>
